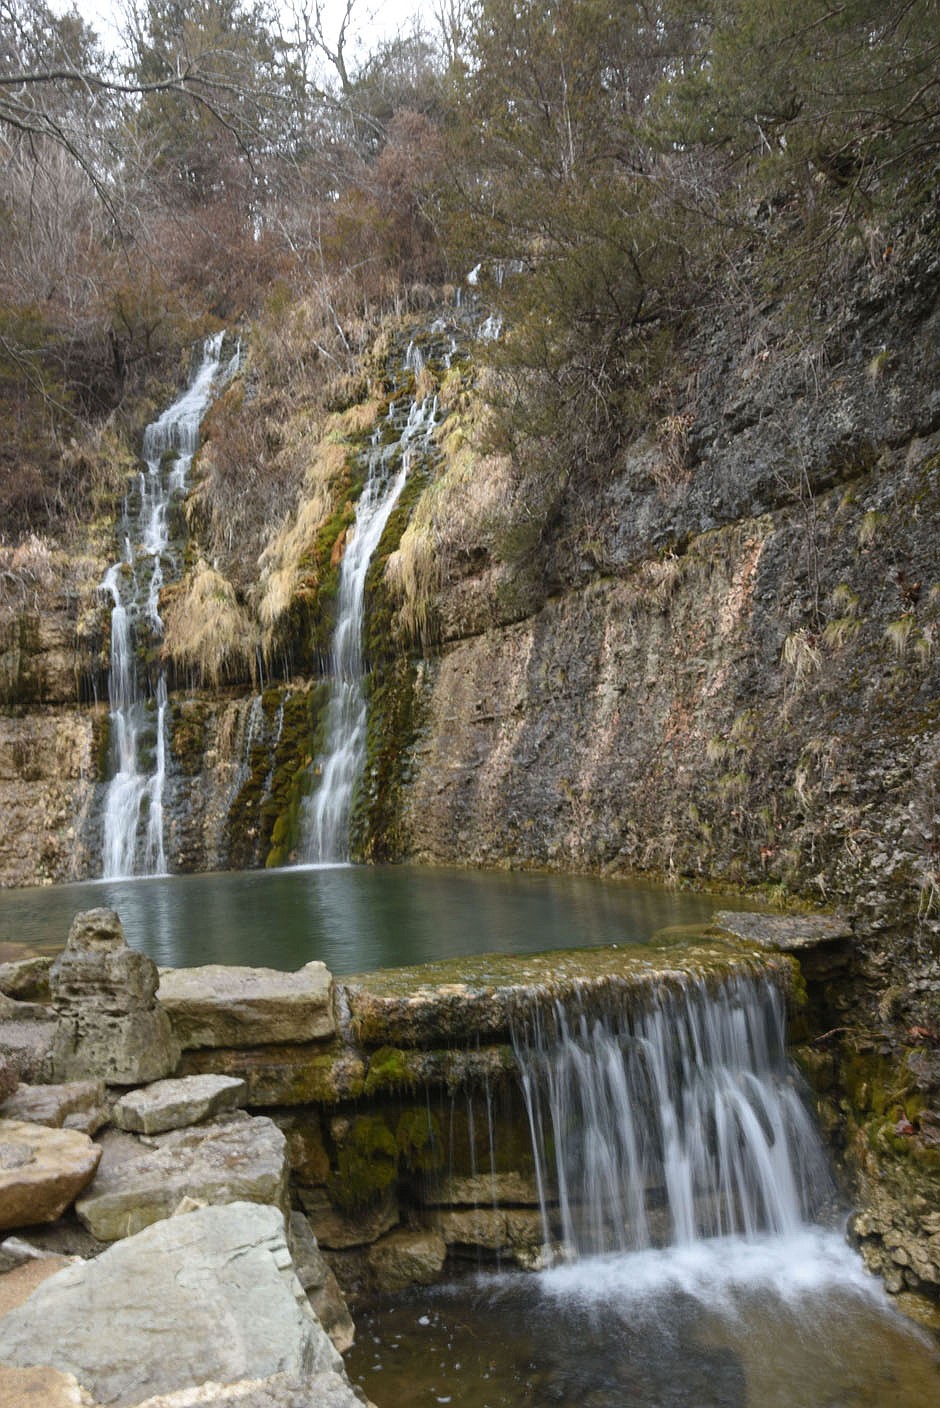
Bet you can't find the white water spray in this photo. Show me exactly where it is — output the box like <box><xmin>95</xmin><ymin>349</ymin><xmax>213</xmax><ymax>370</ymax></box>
<box><xmin>302</xmin><ymin>386</ymin><xmax>438</xmax><ymax>863</ymax></box>
<box><xmin>100</xmin><ymin>334</ymin><xmax>227</xmax><ymax>878</ymax></box>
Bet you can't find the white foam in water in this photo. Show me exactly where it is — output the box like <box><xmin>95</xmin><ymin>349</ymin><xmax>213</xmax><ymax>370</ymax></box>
<box><xmin>539</xmin><ymin>1226</ymin><xmax>888</xmax><ymax>1311</ymax></box>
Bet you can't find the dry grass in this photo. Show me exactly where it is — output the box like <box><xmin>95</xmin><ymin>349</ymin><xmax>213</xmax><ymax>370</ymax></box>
<box><xmin>161</xmin><ymin>562</ymin><xmax>255</xmax><ymax>686</ymax></box>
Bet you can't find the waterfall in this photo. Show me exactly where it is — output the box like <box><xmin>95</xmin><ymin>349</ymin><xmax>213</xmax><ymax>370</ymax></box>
<box><xmin>302</xmin><ymin>383</ymin><xmax>438</xmax><ymax>864</ymax></box>
<box><xmin>100</xmin><ymin>334</ymin><xmax>227</xmax><ymax>879</ymax></box>
<box><xmin>513</xmin><ymin>973</ymin><xmax>831</xmax><ymax>1263</ymax></box>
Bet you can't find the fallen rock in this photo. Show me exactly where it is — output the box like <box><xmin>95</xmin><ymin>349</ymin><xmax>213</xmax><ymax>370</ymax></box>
<box><xmin>0</xmin><ymin>1202</ymin><xmax>342</xmax><ymax>1407</ymax></box>
<box><xmin>158</xmin><ymin>963</ymin><xmax>334</xmax><ymax>1050</ymax></box>
<box><xmin>367</xmin><ymin>1228</ymin><xmax>447</xmax><ymax>1292</ymax></box>
<box><xmin>287</xmin><ymin>1212</ymin><xmax>355</xmax><ymax>1354</ymax></box>
<box><xmin>1</xmin><ymin>1081</ymin><xmax>108</xmax><ymax>1136</ymax></box>
<box><xmin>0</xmin><ymin>1253</ymin><xmax>73</xmax><ymax>1314</ymax></box>
<box><xmin>0</xmin><ymin>1119</ymin><xmax>101</xmax><ymax>1231</ymax></box>
<box><xmin>0</xmin><ymin>955</ymin><xmax>54</xmax><ymax>1003</ymax></box>
<box><xmin>112</xmin><ymin>1075</ymin><xmax>246</xmax><ymax>1135</ymax></box>
<box><xmin>75</xmin><ymin>1111</ymin><xmax>288</xmax><ymax>1241</ymax></box>
<box><xmin>49</xmin><ymin>910</ymin><xmax>179</xmax><ymax>1084</ymax></box>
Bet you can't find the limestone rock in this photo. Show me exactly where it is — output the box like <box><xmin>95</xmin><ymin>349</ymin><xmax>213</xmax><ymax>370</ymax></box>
<box><xmin>429</xmin><ymin>1205</ymin><xmax>543</xmax><ymax>1259</ymax></box>
<box><xmin>0</xmin><ymin>1202</ymin><xmax>341</xmax><ymax>1406</ymax></box>
<box><xmin>158</xmin><ymin>963</ymin><xmax>334</xmax><ymax>1050</ymax></box>
<box><xmin>288</xmin><ymin>1212</ymin><xmax>355</xmax><ymax>1354</ymax></box>
<box><xmin>75</xmin><ymin>1111</ymin><xmax>288</xmax><ymax>1241</ymax></box>
<box><xmin>712</xmin><ymin>910</ymin><xmax>852</xmax><ymax>951</ymax></box>
<box><xmin>298</xmin><ymin>1185</ymin><xmax>398</xmax><ymax>1250</ymax></box>
<box><xmin>0</xmin><ymin>1014</ymin><xmax>55</xmax><ymax>1082</ymax></box>
<box><xmin>0</xmin><ymin>1119</ymin><xmax>101</xmax><ymax>1231</ymax></box>
<box><xmin>2</xmin><ymin>1081</ymin><xmax>108</xmax><ymax>1136</ymax></box>
<box><xmin>367</xmin><ymin>1228</ymin><xmax>447</xmax><ymax>1292</ymax></box>
<box><xmin>421</xmin><ymin>1171</ymin><xmax>542</xmax><ymax>1207</ymax></box>
<box><xmin>0</xmin><ymin>1054</ymin><xmax>17</xmax><ymax>1105</ymax></box>
<box><xmin>177</xmin><ymin>1044</ymin><xmax>363</xmax><ymax>1107</ymax></box>
<box><xmin>0</xmin><ymin>956</ymin><xmax>53</xmax><ymax>1003</ymax></box>
<box><xmin>0</xmin><ymin>1253</ymin><xmax>73</xmax><ymax>1314</ymax></box>
<box><xmin>112</xmin><ymin>1075</ymin><xmax>246</xmax><ymax>1135</ymax></box>
<box><xmin>49</xmin><ymin>910</ymin><xmax>179</xmax><ymax>1085</ymax></box>
<box><xmin>128</xmin><ymin>1371</ymin><xmax>372</xmax><ymax>1407</ymax></box>
<box><xmin>0</xmin><ymin>1364</ymin><xmax>95</xmax><ymax>1407</ymax></box>
<box><xmin>273</xmin><ymin>1112</ymin><xmax>331</xmax><ymax>1187</ymax></box>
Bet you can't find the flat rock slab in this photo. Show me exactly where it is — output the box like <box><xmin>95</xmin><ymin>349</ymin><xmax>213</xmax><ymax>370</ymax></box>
<box><xmin>158</xmin><ymin>964</ymin><xmax>334</xmax><ymax>1050</ymax></box>
<box><xmin>2</xmin><ymin>1082</ymin><xmax>107</xmax><ymax>1136</ymax></box>
<box><xmin>75</xmin><ymin>1112</ymin><xmax>288</xmax><ymax>1242</ymax></box>
<box><xmin>0</xmin><ymin>1120</ymin><xmax>101</xmax><ymax>1231</ymax></box>
<box><xmin>343</xmin><ymin>941</ymin><xmax>784</xmax><ymax>1046</ymax></box>
<box><xmin>0</xmin><ymin>1202</ymin><xmax>341</xmax><ymax>1407</ymax></box>
<box><xmin>112</xmin><ymin>1075</ymin><xmax>246</xmax><ymax>1135</ymax></box>
<box><xmin>713</xmin><ymin>911</ymin><xmax>852</xmax><ymax>950</ymax></box>
<box><xmin>128</xmin><ymin>1370</ymin><xmax>371</xmax><ymax>1407</ymax></box>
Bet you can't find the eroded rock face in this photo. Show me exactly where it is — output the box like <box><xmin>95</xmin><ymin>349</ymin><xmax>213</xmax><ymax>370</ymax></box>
<box><xmin>112</xmin><ymin>1075</ymin><xmax>246</xmax><ymax>1135</ymax></box>
<box><xmin>0</xmin><ymin>1202</ymin><xmax>342</xmax><ymax>1407</ymax></box>
<box><xmin>48</xmin><ymin>909</ymin><xmax>179</xmax><ymax>1085</ymax></box>
<box><xmin>0</xmin><ymin>1118</ymin><xmax>101</xmax><ymax>1231</ymax></box>
<box><xmin>75</xmin><ymin>1111</ymin><xmax>289</xmax><ymax>1241</ymax></box>
<box><xmin>158</xmin><ymin>962</ymin><xmax>334</xmax><ymax>1050</ymax></box>
<box><xmin>367</xmin><ymin>1228</ymin><xmax>447</xmax><ymax>1292</ymax></box>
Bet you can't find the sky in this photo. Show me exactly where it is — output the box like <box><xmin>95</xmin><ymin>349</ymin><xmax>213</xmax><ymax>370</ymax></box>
<box><xmin>53</xmin><ymin>1</ymin><xmax>423</xmax><ymax>63</ymax></box>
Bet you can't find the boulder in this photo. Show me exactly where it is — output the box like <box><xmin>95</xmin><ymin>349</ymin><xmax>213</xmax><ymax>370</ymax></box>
<box><xmin>428</xmin><ymin>1205</ymin><xmax>544</xmax><ymax>1260</ymax></box>
<box><xmin>158</xmin><ymin>963</ymin><xmax>334</xmax><ymax>1050</ymax></box>
<box><xmin>48</xmin><ymin>910</ymin><xmax>179</xmax><ymax>1084</ymax></box>
<box><xmin>1</xmin><ymin>1081</ymin><xmax>108</xmax><ymax>1136</ymax></box>
<box><xmin>112</xmin><ymin>1075</ymin><xmax>246</xmax><ymax>1135</ymax></box>
<box><xmin>0</xmin><ymin>1364</ymin><xmax>94</xmax><ymax>1407</ymax></box>
<box><xmin>0</xmin><ymin>1253</ymin><xmax>73</xmax><ymax>1314</ymax></box>
<box><xmin>75</xmin><ymin>1112</ymin><xmax>288</xmax><ymax>1241</ymax></box>
<box><xmin>297</xmin><ymin>1185</ymin><xmax>398</xmax><ymax>1250</ymax></box>
<box><xmin>0</xmin><ymin>1119</ymin><xmax>101</xmax><ymax>1231</ymax></box>
<box><xmin>287</xmin><ymin>1212</ymin><xmax>355</xmax><ymax>1354</ymax></box>
<box><xmin>367</xmin><ymin>1228</ymin><xmax>447</xmax><ymax>1292</ymax></box>
<box><xmin>0</xmin><ymin>1202</ymin><xmax>342</xmax><ymax>1406</ymax></box>
<box><xmin>0</xmin><ymin>955</ymin><xmax>54</xmax><ymax>1003</ymax></box>
<box><xmin>421</xmin><ymin>1171</ymin><xmax>543</xmax><ymax>1207</ymax></box>
<box><xmin>127</xmin><ymin>1371</ymin><xmax>372</xmax><ymax>1407</ymax></box>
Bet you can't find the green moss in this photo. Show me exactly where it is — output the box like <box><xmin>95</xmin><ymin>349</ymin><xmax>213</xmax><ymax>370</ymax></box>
<box><xmin>262</xmin><ymin>684</ymin><xmax>331</xmax><ymax>868</ymax></box>
<box><xmin>363</xmin><ymin>1045</ymin><xmax>417</xmax><ymax>1095</ymax></box>
<box><xmin>396</xmin><ymin>1108</ymin><xmax>443</xmax><ymax>1173</ymax></box>
<box><xmin>330</xmin><ymin>1115</ymin><xmax>398</xmax><ymax>1209</ymax></box>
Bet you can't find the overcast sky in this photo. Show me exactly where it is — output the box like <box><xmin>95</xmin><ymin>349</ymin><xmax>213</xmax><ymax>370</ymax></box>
<box><xmin>53</xmin><ymin>1</ymin><xmax>422</xmax><ymax>63</ymax></box>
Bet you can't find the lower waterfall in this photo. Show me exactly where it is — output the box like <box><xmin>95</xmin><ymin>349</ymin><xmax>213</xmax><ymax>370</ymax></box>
<box><xmin>351</xmin><ymin>970</ymin><xmax>939</xmax><ymax>1408</ymax></box>
<box><xmin>513</xmin><ymin>974</ymin><xmax>831</xmax><ymax>1261</ymax></box>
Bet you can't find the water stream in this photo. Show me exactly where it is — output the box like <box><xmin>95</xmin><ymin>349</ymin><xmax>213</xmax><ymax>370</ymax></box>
<box><xmin>302</xmin><ymin>351</ymin><xmax>438</xmax><ymax>863</ymax></box>
<box><xmin>351</xmin><ymin>974</ymin><xmax>940</xmax><ymax>1406</ymax></box>
<box><xmin>100</xmin><ymin>335</ymin><xmax>229</xmax><ymax>879</ymax></box>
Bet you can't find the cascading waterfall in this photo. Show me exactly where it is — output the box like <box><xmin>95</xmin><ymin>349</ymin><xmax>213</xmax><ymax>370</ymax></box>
<box><xmin>302</xmin><ymin>359</ymin><xmax>438</xmax><ymax>864</ymax></box>
<box><xmin>513</xmin><ymin>973</ymin><xmax>832</xmax><ymax>1262</ymax></box>
<box><xmin>100</xmin><ymin>334</ymin><xmax>229</xmax><ymax>879</ymax></box>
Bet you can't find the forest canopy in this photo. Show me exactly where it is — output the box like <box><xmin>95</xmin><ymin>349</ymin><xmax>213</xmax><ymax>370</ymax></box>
<box><xmin>1</xmin><ymin>0</ymin><xmax>937</xmax><ymax>537</ymax></box>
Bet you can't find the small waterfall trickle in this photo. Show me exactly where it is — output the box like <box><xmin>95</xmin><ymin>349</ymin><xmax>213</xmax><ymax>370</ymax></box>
<box><xmin>100</xmin><ymin>334</ymin><xmax>227</xmax><ymax>879</ymax></box>
<box><xmin>302</xmin><ymin>374</ymin><xmax>439</xmax><ymax>864</ymax></box>
<box><xmin>513</xmin><ymin>973</ymin><xmax>831</xmax><ymax>1263</ymax></box>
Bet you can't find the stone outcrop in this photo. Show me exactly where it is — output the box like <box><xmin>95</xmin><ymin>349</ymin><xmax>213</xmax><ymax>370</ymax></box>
<box><xmin>0</xmin><ymin>1202</ymin><xmax>344</xmax><ymax>1406</ymax></box>
<box><xmin>0</xmin><ymin>1120</ymin><xmax>101</xmax><ymax>1231</ymax></box>
<box><xmin>366</xmin><ymin>1228</ymin><xmax>446</xmax><ymax>1292</ymax></box>
<box><xmin>75</xmin><ymin>1112</ymin><xmax>289</xmax><ymax>1242</ymax></box>
<box><xmin>48</xmin><ymin>910</ymin><xmax>179</xmax><ymax>1085</ymax></box>
<box><xmin>112</xmin><ymin>1075</ymin><xmax>246</xmax><ymax>1135</ymax></box>
<box><xmin>158</xmin><ymin>963</ymin><xmax>334</xmax><ymax>1050</ymax></box>
<box><xmin>0</xmin><ymin>711</ymin><xmax>99</xmax><ymax>888</ymax></box>
<box><xmin>1</xmin><ymin>1081</ymin><xmax>108</xmax><ymax>1136</ymax></box>
<box><xmin>287</xmin><ymin>1212</ymin><xmax>355</xmax><ymax>1354</ymax></box>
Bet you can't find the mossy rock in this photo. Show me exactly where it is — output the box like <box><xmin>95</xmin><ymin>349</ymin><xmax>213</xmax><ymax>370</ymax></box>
<box><xmin>331</xmin><ymin>1115</ymin><xmax>398</xmax><ymax>1210</ymax></box>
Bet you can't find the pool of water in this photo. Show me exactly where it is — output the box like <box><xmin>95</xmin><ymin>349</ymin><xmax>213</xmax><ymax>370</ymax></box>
<box><xmin>349</xmin><ymin>1232</ymin><xmax>940</xmax><ymax>1408</ymax></box>
<box><xmin>0</xmin><ymin>865</ymin><xmax>755</xmax><ymax>972</ymax></box>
